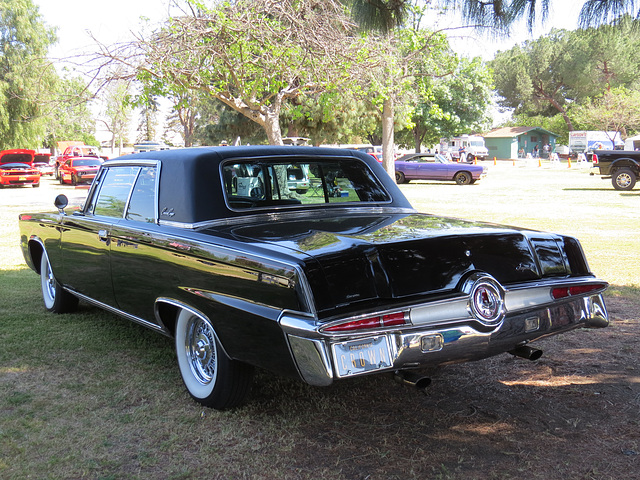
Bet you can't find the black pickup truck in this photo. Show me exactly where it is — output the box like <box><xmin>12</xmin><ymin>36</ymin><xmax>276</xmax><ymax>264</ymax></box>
<box><xmin>589</xmin><ymin>149</ymin><xmax>640</xmax><ymax>190</ymax></box>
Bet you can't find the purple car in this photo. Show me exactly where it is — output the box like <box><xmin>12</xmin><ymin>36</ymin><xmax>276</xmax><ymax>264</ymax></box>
<box><xmin>395</xmin><ymin>153</ymin><xmax>487</xmax><ymax>185</ymax></box>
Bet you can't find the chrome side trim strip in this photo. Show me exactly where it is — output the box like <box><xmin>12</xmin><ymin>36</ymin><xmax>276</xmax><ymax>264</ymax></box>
<box><xmin>66</xmin><ymin>289</ymin><xmax>170</xmax><ymax>336</ymax></box>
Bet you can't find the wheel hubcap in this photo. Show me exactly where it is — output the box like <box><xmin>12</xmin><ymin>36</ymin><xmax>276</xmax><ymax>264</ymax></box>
<box><xmin>618</xmin><ymin>174</ymin><xmax>631</xmax><ymax>188</ymax></box>
<box><xmin>186</xmin><ymin>317</ymin><xmax>217</xmax><ymax>385</ymax></box>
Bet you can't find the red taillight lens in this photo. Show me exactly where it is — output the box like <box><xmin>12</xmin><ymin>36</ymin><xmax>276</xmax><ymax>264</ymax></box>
<box><xmin>324</xmin><ymin>312</ymin><xmax>407</xmax><ymax>333</ymax></box>
<box><xmin>552</xmin><ymin>283</ymin><xmax>607</xmax><ymax>300</ymax></box>
<box><xmin>382</xmin><ymin>312</ymin><xmax>406</xmax><ymax>327</ymax></box>
<box><xmin>592</xmin><ymin>154</ymin><xmax>598</xmax><ymax>164</ymax></box>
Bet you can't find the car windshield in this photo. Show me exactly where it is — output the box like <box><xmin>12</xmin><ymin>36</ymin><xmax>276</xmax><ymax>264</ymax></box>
<box><xmin>434</xmin><ymin>154</ymin><xmax>450</xmax><ymax>163</ymax></box>
<box><xmin>222</xmin><ymin>158</ymin><xmax>390</xmax><ymax>209</ymax></box>
<box><xmin>71</xmin><ymin>159</ymin><xmax>101</xmax><ymax>167</ymax></box>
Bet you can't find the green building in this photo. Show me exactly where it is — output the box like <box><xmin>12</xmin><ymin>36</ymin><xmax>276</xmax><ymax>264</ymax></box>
<box><xmin>484</xmin><ymin>127</ymin><xmax>558</xmax><ymax>160</ymax></box>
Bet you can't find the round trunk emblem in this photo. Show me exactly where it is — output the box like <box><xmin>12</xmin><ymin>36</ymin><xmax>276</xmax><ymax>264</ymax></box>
<box><xmin>470</xmin><ymin>278</ymin><xmax>504</xmax><ymax>324</ymax></box>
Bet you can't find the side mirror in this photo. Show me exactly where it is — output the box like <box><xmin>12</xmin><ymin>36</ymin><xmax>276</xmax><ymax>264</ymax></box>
<box><xmin>54</xmin><ymin>194</ymin><xmax>68</xmax><ymax>213</ymax></box>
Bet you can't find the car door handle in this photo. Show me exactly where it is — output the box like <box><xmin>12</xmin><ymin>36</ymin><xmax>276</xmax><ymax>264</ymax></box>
<box><xmin>98</xmin><ymin>230</ymin><xmax>109</xmax><ymax>242</ymax></box>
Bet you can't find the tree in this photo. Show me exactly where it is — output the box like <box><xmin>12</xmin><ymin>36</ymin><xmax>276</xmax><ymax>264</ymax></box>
<box><xmin>194</xmin><ymin>98</ymin><xmax>267</xmax><ymax>147</ymax></box>
<box><xmin>98</xmin><ymin>79</ymin><xmax>133</xmax><ymax>154</ymax></box>
<box><xmin>42</xmin><ymin>74</ymin><xmax>98</xmax><ymax>150</ymax></box>
<box><xmin>571</xmin><ymin>87</ymin><xmax>640</xmax><ymax>141</ymax></box>
<box><xmin>136</xmin><ymin>96</ymin><xmax>159</xmax><ymax>143</ymax></box>
<box><xmin>397</xmin><ymin>56</ymin><xmax>493</xmax><ymax>152</ymax></box>
<box><xmin>0</xmin><ymin>0</ymin><xmax>57</xmax><ymax>149</ymax></box>
<box><xmin>491</xmin><ymin>17</ymin><xmax>640</xmax><ymax>132</ymax></box>
<box><xmin>443</xmin><ymin>0</ymin><xmax>640</xmax><ymax>31</ymax></box>
<box><xmin>125</xmin><ymin>0</ymin><xmax>364</xmax><ymax>146</ymax></box>
<box><xmin>281</xmin><ymin>89</ymin><xmax>379</xmax><ymax>146</ymax></box>
<box><xmin>491</xmin><ymin>30</ymin><xmax>581</xmax><ymax>131</ymax></box>
<box><xmin>349</xmin><ymin>0</ymin><xmax>414</xmax><ymax>178</ymax></box>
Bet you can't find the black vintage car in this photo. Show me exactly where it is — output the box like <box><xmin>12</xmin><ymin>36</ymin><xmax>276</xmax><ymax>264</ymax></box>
<box><xmin>19</xmin><ymin>146</ymin><xmax>609</xmax><ymax>409</ymax></box>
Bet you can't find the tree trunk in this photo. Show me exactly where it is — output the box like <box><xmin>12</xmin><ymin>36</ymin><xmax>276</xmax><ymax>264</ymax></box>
<box><xmin>381</xmin><ymin>96</ymin><xmax>395</xmax><ymax>181</ymax></box>
<box><xmin>413</xmin><ymin>127</ymin><xmax>422</xmax><ymax>153</ymax></box>
<box><xmin>264</xmin><ymin>113</ymin><xmax>283</xmax><ymax>145</ymax></box>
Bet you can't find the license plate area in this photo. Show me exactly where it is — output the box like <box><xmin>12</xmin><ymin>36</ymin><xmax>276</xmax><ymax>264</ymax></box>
<box><xmin>332</xmin><ymin>336</ymin><xmax>393</xmax><ymax>378</ymax></box>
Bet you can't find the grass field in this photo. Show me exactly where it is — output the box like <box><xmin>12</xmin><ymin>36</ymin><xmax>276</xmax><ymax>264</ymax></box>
<box><xmin>0</xmin><ymin>162</ymin><xmax>639</xmax><ymax>479</ymax></box>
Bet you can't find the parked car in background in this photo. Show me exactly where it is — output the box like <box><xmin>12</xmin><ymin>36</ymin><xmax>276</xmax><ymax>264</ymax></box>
<box><xmin>394</xmin><ymin>153</ymin><xmax>487</xmax><ymax>185</ymax></box>
<box><xmin>0</xmin><ymin>149</ymin><xmax>41</xmax><ymax>188</ymax></box>
<box><xmin>19</xmin><ymin>146</ymin><xmax>608</xmax><ymax>410</ymax></box>
<box><xmin>33</xmin><ymin>153</ymin><xmax>55</xmax><ymax>176</ymax></box>
<box><xmin>58</xmin><ymin>157</ymin><xmax>102</xmax><ymax>185</ymax></box>
<box><xmin>54</xmin><ymin>144</ymin><xmax>105</xmax><ymax>179</ymax></box>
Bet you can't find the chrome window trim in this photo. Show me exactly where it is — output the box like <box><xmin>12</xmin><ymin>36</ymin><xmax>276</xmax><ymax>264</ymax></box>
<box><xmin>219</xmin><ymin>154</ymin><xmax>395</xmax><ymax>212</ymax></box>
<box><xmin>85</xmin><ymin>160</ymin><xmax>161</xmax><ymax>223</ymax></box>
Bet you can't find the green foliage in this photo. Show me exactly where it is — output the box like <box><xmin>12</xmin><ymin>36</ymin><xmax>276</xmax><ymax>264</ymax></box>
<box><xmin>492</xmin><ymin>16</ymin><xmax>640</xmax><ymax>133</ymax></box>
<box><xmin>196</xmin><ymin>98</ymin><xmax>267</xmax><ymax>146</ymax></box>
<box><xmin>570</xmin><ymin>87</ymin><xmax>640</xmax><ymax>138</ymax></box>
<box><xmin>396</xmin><ymin>56</ymin><xmax>493</xmax><ymax>151</ymax></box>
<box><xmin>0</xmin><ymin>0</ymin><xmax>57</xmax><ymax>149</ymax></box>
<box><xmin>43</xmin><ymin>74</ymin><xmax>97</xmax><ymax>149</ymax></box>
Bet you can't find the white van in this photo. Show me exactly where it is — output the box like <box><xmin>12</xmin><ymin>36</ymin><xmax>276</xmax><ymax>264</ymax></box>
<box><xmin>439</xmin><ymin>135</ymin><xmax>488</xmax><ymax>163</ymax></box>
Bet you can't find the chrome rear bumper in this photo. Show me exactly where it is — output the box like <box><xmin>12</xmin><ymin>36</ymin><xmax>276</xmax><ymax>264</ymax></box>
<box><xmin>282</xmin><ymin>293</ymin><xmax>608</xmax><ymax>387</ymax></box>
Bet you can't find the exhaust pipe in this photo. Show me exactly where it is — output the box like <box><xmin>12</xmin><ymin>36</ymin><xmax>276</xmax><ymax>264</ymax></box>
<box><xmin>509</xmin><ymin>345</ymin><xmax>543</xmax><ymax>361</ymax></box>
<box><xmin>394</xmin><ymin>371</ymin><xmax>432</xmax><ymax>391</ymax></box>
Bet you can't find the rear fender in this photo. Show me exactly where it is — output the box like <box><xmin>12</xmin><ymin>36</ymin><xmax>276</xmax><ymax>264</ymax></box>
<box><xmin>611</xmin><ymin>158</ymin><xmax>640</xmax><ymax>171</ymax></box>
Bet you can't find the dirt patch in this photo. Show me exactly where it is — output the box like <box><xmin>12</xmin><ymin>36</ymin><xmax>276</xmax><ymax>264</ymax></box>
<box><xmin>252</xmin><ymin>295</ymin><xmax>640</xmax><ymax>480</ymax></box>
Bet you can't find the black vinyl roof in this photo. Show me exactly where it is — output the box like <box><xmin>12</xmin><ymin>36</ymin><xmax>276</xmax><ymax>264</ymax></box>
<box><xmin>109</xmin><ymin>146</ymin><xmax>411</xmax><ymax>225</ymax></box>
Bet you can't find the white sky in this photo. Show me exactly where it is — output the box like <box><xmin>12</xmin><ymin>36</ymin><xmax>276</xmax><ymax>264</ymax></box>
<box><xmin>34</xmin><ymin>0</ymin><xmax>173</xmax><ymax>61</ymax></box>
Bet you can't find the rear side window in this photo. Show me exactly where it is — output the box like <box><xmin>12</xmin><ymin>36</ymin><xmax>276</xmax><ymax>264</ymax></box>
<box><xmin>222</xmin><ymin>158</ymin><xmax>390</xmax><ymax>209</ymax></box>
<box><xmin>126</xmin><ymin>166</ymin><xmax>157</xmax><ymax>223</ymax></box>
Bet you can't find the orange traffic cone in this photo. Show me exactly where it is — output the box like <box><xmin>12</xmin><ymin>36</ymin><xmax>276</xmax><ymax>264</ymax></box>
<box><xmin>538</xmin><ymin>158</ymin><xmax>542</xmax><ymax>167</ymax></box>
<box><xmin>493</xmin><ymin>157</ymin><xmax>497</xmax><ymax>165</ymax></box>
<box><xmin>567</xmin><ymin>158</ymin><xmax>572</xmax><ymax>168</ymax></box>
<box><xmin>513</xmin><ymin>158</ymin><xmax>516</xmax><ymax>166</ymax></box>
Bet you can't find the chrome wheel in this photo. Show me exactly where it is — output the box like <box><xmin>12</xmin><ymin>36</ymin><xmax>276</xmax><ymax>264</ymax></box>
<box><xmin>612</xmin><ymin>168</ymin><xmax>636</xmax><ymax>191</ymax></box>
<box><xmin>174</xmin><ymin>308</ymin><xmax>254</xmax><ymax>409</ymax></box>
<box><xmin>185</xmin><ymin>315</ymin><xmax>218</xmax><ymax>387</ymax></box>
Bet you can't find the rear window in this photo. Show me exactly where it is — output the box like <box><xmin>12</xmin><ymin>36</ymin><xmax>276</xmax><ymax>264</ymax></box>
<box><xmin>222</xmin><ymin>158</ymin><xmax>390</xmax><ymax>209</ymax></box>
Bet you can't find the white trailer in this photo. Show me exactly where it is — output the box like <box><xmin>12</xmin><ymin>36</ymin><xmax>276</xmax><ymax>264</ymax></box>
<box><xmin>568</xmin><ymin>131</ymin><xmax>623</xmax><ymax>154</ymax></box>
